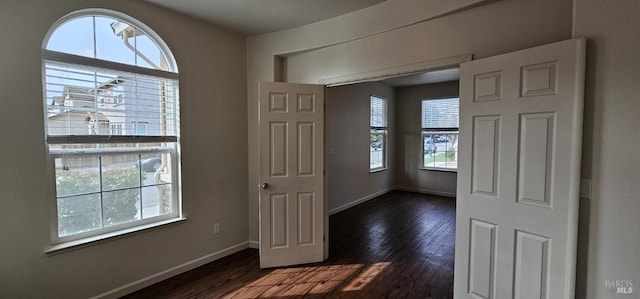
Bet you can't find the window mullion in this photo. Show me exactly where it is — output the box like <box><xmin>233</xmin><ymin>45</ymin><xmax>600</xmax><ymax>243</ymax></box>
<box><xmin>47</xmin><ymin>135</ymin><xmax>177</xmax><ymax>145</ymax></box>
<box><xmin>42</xmin><ymin>51</ymin><xmax>179</xmax><ymax>80</ymax></box>
<box><xmin>92</xmin><ymin>16</ymin><xmax>97</xmax><ymax>59</ymax></box>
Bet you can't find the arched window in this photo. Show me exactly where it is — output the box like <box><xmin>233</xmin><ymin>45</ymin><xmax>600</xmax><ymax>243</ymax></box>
<box><xmin>42</xmin><ymin>9</ymin><xmax>181</xmax><ymax>246</ymax></box>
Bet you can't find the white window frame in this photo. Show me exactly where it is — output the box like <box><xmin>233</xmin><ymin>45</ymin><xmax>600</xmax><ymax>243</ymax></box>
<box><xmin>370</xmin><ymin>95</ymin><xmax>388</xmax><ymax>172</ymax></box>
<box><xmin>42</xmin><ymin>9</ymin><xmax>182</xmax><ymax>251</ymax></box>
<box><xmin>110</xmin><ymin>123</ymin><xmax>123</xmax><ymax>135</ymax></box>
<box><xmin>421</xmin><ymin>97</ymin><xmax>459</xmax><ymax>171</ymax></box>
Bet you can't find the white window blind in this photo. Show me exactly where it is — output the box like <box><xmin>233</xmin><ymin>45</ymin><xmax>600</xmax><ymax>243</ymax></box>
<box><xmin>421</xmin><ymin>98</ymin><xmax>459</xmax><ymax>129</ymax></box>
<box><xmin>44</xmin><ymin>60</ymin><xmax>178</xmax><ymax>143</ymax></box>
<box><xmin>370</xmin><ymin>96</ymin><xmax>387</xmax><ymax>127</ymax></box>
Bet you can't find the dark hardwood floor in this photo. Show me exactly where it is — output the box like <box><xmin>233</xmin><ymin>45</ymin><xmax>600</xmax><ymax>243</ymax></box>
<box><xmin>123</xmin><ymin>191</ymin><xmax>456</xmax><ymax>298</ymax></box>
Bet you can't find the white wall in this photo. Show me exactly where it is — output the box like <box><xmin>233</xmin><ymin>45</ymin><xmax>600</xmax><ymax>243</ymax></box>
<box><xmin>0</xmin><ymin>1</ymin><xmax>247</xmax><ymax>298</ymax></box>
<box><xmin>573</xmin><ymin>1</ymin><xmax>640</xmax><ymax>297</ymax></box>
<box><xmin>395</xmin><ymin>81</ymin><xmax>459</xmax><ymax>197</ymax></box>
<box><xmin>247</xmin><ymin>0</ymin><xmax>573</xmax><ymax>243</ymax></box>
<box><xmin>326</xmin><ymin>82</ymin><xmax>395</xmax><ymax>214</ymax></box>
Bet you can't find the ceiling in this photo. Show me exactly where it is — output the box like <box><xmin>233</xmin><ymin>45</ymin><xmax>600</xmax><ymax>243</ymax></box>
<box><xmin>145</xmin><ymin>0</ymin><xmax>387</xmax><ymax>36</ymax></box>
<box><xmin>145</xmin><ymin>0</ymin><xmax>459</xmax><ymax>86</ymax></box>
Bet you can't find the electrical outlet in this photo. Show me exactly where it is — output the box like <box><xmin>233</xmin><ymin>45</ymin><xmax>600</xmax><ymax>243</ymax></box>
<box><xmin>213</xmin><ymin>223</ymin><xmax>220</xmax><ymax>234</ymax></box>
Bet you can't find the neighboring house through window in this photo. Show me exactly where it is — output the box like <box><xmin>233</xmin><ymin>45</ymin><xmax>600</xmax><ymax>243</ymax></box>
<box><xmin>42</xmin><ymin>9</ymin><xmax>181</xmax><ymax>247</ymax></box>
<box><xmin>422</xmin><ymin>97</ymin><xmax>459</xmax><ymax>170</ymax></box>
<box><xmin>370</xmin><ymin>95</ymin><xmax>387</xmax><ymax>171</ymax></box>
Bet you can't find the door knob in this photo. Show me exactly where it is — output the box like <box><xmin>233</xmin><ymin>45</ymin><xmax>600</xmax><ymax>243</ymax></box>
<box><xmin>260</xmin><ymin>183</ymin><xmax>269</xmax><ymax>190</ymax></box>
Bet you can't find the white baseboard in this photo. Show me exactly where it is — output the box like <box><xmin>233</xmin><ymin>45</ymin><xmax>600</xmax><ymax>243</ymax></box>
<box><xmin>395</xmin><ymin>186</ymin><xmax>456</xmax><ymax>198</ymax></box>
<box><xmin>92</xmin><ymin>241</ymin><xmax>250</xmax><ymax>299</ymax></box>
<box><xmin>329</xmin><ymin>188</ymin><xmax>393</xmax><ymax>215</ymax></box>
<box><xmin>249</xmin><ymin>240</ymin><xmax>259</xmax><ymax>249</ymax></box>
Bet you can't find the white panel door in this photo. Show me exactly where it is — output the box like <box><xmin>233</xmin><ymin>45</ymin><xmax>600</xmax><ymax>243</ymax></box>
<box><xmin>454</xmin><ymin>38</ymin><xmax>585</xmax><ymax>298</ymax></box>
<box><xmin>259</xmin><ymin>82</ymin><xmax>325</xmax><ymax>268</ymax></box>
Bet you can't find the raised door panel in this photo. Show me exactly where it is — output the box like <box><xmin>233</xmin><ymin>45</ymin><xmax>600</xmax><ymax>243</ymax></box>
<box><xmin>471</xmin><ymin>115</ymin><xmax>501</xmax><ymax>198</ymax></box>
<box><xmin>468</xmin><ymin>219</ymin><xmax>497</xmax><ymax>299</ymax></box>
<box><xmin>513</xmin><ymin>231</ymin><xmax>550</xmax><ymax>299</ymax></box>
<box><xmin>270</xmin><ymin>122</ymin><xmax>288</xmax><ymax>177</ymax></box>
<box><xmin>270</xmin><ymin>193</ymin><xmax>289</xmax><ymax>249</ymax></box>
<box><xmin>517</xmin><ymin>113</ymin><xmax>555</xmax><ymax>208</ymax></box>
<box><xmin>297</xmin><ymin>94</ymin><xmax>315</xmax><ymax>113</ymax></box>
<box><xmin>474</xmin><ymin>71</ymin><xmax>503</xmax><ymax>102</ymax></box>
<box><xmin>270</xmin><ymin>93</ymin><xmax>288</xmax><ymax>112</ymax></box>
<box><xmin>520</xmin><ymin>62</ymin><xmax>558</xmax><ymax>98</ymax></box>
<box><xmin>297</xmin><ymin>192</ymin><xmax>315</xmax><ymax>246</ymax></box>
<box><xmin>297</xmin><ymin>122</ymin><xmax>315</xmax><ymax>177</ymax></box>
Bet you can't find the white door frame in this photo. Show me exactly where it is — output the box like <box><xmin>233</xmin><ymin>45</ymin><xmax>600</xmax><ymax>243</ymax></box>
<box><xmin>319</xmin><ymin>55</ymin><xmax>471</xmax><ymax>87</ymax></box>
<box><xmin>258</xmin><ymin>55</ymin><xmax>471</xmax><ymax>263</ymax></box>
<box><xmin>256</xmin><ymin>56</ymin><xmax>470</xmax><ymax>264</ymax></box>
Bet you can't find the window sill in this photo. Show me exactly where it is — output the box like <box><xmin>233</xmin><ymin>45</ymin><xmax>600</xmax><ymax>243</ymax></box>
<box><xmin>369</xmin><ymin>168</ymin><xmax>388</xmax><ymax>173</ymax></box>
<box><xmin>45</xmin><ymin>217</ymin><xmax>186</xmax><ymax>256</ymax></box>
<box><xmin>421</xmin><ymin>167</ymin><xmax>458</xmax><ymax>173</ymax></box>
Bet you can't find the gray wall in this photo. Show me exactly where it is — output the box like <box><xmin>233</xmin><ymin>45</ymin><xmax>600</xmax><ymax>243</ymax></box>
<box><xmin>574</xmin><ymin>1</ymin><xmax>640</xmax><ymax>297</ymax></box>
<box><xmin>395</xmin><ymin>81</ymin><xmax>459</xmax><ymax>196</ymax></box>
<box><xmin>0</xmin><ymin>1</ymin><xmax>247</xmax><ymax>298</ymax></box>
<box><xmin>325</xmin><ymin>80</ymin><xmax>458</xmax><ymax>212</ymax></box>
<box><xmin>326</xmin><ymin>82</ymin><xmax>395</xmax><ymax>214</ymax></box>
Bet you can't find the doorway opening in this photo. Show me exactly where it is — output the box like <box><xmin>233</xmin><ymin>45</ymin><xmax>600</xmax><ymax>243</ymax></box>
<box><xmin>321</xmin><ymin>67</ymin><xmax>462</xmax><ymax>294</ymax></box>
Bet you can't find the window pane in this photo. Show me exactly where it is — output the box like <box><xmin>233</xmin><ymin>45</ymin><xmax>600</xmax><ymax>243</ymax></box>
<box><xmin>58</xmin><ymin>194</ymin><xmax>101</xmax><ymax>237</ymax></box>
<box><xmin>423</xmin><ymin>131</ymin><xmax>458</xmax><ymax>169</ymax></box>
<box><xmin>139</xmin><ymin>153</ymin><xmax>173</xmax><ymax>184</ymax></box>
<box><xmin>95</xmin><ymin>17</ymin><xmax>135</xmax><ymax>65</ymax></box>
<box><xmin>139</xmin><ymin>152</ymin><xmax>173</xmax><ymax>218</ymax></box>
<box><xmin>370</xmin><ymin>129</ymin><xmax>386</xmax><ymax>170</ymax></box>
<box><xmin>141</xmin><ymin>184</ymin><xmax>173</xmax><ymax>219</ymax></box>
<box><xmin>135</xmin><ymin>33</ymin><xmax>168</xmax><ymax>70</ymax></box>
<box><xmin>55</xmin><ymin>156</ymin><xmax>100</xmax><ymax>197</ymax></box>
<box><xmin>46</xmin><ymin>16</ymin><xmax>95</xmax><ymax>58</ymax></box>
<box><xmin>103</xmin><ymin>189</ymin><xmax>141</xmax><ymax>226</ymax></box>
<box><xmin>102</xmin><ymin>154</ymin><xmax>140</xmax><ymax>191</ymax></box>
<box><xmin>422</xmin><ymin>98</ymin><xmax>459</xmax><ymax>128</ymax></box>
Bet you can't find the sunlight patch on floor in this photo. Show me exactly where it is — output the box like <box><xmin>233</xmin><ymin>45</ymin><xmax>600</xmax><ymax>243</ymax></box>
<box><xmin>341</xmin><ymin>262</ymin><xmax>391</xmax><ymax>291</ymax></box>
<box><xmin>222</xmin><ymin>263</ymin><xmax>390</xmax><ymax>298</ymax></box>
